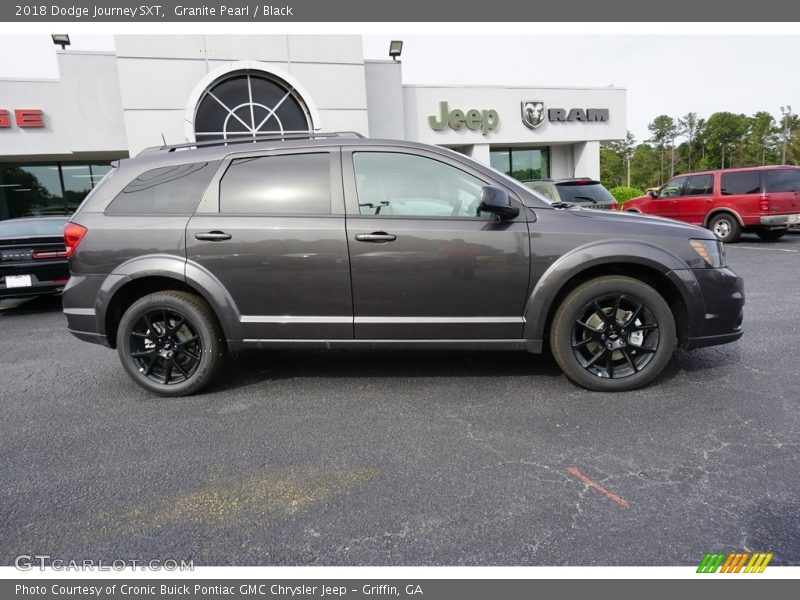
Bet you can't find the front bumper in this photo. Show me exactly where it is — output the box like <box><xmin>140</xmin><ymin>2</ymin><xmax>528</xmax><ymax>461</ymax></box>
<box><xmin>684</xmin><ymin>267</ymin><xmax>745</xmax><ymax>350</ymax></box>
<box><xmin>760</xmin><ymin>213</ymin><xmax>800</xmax><ymax>227</ymax></box>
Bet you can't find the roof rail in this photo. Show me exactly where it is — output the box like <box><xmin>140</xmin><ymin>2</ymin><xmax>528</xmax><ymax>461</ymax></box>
<box><xmin>137</xmin><ymin>131</ymin><xmax>365</xmax><ymax>156</ymax></box>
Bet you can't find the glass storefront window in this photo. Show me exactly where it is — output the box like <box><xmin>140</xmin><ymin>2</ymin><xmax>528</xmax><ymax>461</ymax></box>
<box><xmin>490</xmin><ymin>147</ymin><xmax>550</xmax><ymax>181</ymax></box>
<box><xmin>0</xmin><ymin>162</ymin><xmax>112</xmax><ymax>221</ymax></box>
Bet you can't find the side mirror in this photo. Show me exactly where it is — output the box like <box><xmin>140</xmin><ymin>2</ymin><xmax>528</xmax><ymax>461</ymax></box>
<box><xmin>647</xmin><ymin>190</ymin><xmax>658</xmax><ymax>198</ymax></box>
<box><xmin>479</xmin><ymin>186</ymin><xmax>519</xmax><ymax>220</ymax></box>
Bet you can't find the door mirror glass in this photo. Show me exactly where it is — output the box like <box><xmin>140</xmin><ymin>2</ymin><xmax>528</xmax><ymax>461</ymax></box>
<box><xmin>479</xmin><ymin>186</ymin><xmax>519</xmax><ymax>220</ymax></box>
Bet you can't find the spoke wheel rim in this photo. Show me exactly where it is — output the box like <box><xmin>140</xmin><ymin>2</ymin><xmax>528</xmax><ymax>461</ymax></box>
<box><xmin>570</xmin><ymin>293</ymin><xmax>660</xmax><ymax>380</ymax></box>
<box><xmin>129</xmin><ymin>308</ymin><xmax>202</xmax><ymax>385</ymax></box>
<box><xmin>714</xmin><ymin>219</ymin><xmax>731</xmax><ymax>238</ymax></box>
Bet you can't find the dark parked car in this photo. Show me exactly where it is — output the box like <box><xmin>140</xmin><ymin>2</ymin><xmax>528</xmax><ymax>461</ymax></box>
<box><xmin>62</xmin><ymin>133</ymin><xmax>744</xmax><ymax>396</ymax></box>
<box><xmin>524</xmin><ymin>178</ymin><xmax>617</xmax><ymax>210</ymax></box>
<box><xmin>0</xmin><ymin>216</ymin><xmax>70</xmax><ymax>300</ymax></box>
<box><xmin>623</xmin><ymin>166</ymin><xmax>800</xmax><ymax>243</ymax></box>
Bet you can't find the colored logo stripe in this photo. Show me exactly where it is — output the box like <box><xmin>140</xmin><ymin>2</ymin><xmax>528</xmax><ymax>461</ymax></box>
<box><xmin>697</xmin><ymin>552</ymin><xmax>773</xmax><ymax>573</ymax></box>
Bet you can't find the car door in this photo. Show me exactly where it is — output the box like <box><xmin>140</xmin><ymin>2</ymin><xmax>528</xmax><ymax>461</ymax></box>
<box><xmin>677</xmin><ymin>173</ymin><xmax>715</xmax><ymax>225</ymax></box>
<box><xmin>651</xmin><ymin>176</ymin><xmax>687</xmax><ymax>219</ymax></box>
<box><xmin>342</xmin><ymin>148</ymin><xmax>531</xmax><ymax>340</ymax></box>
<box><xmin>186</xmin><ymin>147</ymin><xmax>353</xmax><ymax>340</ymax></box>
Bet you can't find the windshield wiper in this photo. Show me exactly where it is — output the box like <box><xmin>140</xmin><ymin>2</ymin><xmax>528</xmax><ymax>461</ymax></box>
<box><xmin>571</xmin><ymin>195</ymin><xmax>598</xmax><ymax>204</ymax></box>
<box><xmin>551</xmin><ymin>201</ymin><xmax>574</xmax><ymax>209</ymax></box>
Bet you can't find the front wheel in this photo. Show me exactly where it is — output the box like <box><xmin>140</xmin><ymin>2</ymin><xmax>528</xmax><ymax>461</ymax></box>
<box><xmin>550</xmin><ymin>276</ymin><xmax>676</xmax><ymax>392</ymax></box>
<box><xmin>116</xmin><ymin>291</ymin><xmax>226</xmax><ymax>396</ymax></box>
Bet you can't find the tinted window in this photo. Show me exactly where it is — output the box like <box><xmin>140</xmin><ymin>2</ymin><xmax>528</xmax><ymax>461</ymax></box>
<box><xmin>721</xmin><ymin>171</ymin><xmax>761</xmax><ymax>195</ymax></box>
<box><xmin>658</xmin><ymin>177</ymin><xmax>687</xmax><ymax>198</ymax></box>
<box><xmin>0</xmin><ymin>218</ymin><xmax>67</xmax><ymax>238</ymax></box>
<box><xmin>353</xmin><ymin>152</ymin><xmax>490</xmax><ymax>218</ymax></box>
<box><xmin>684</xmin><ymin>174</ymin><xmax>714</xmax><ymax>196</ymax></box>
<box><xmin>220</xmin><ymin>153</ymin><xmax>331</xmax><ymax>214</ymax></box>
<box><xmin>106</xmin><ymin>162</ymin><xmax>218</xmax><ymax>215</ymax></box>
<box><xmin>556</xmin><ymin>183</ymin><xmax>616</xmax><ymax>206</ymax></box>
<box><xmin>765</xmin><ymin>168</ymin><xmax>800</xmax><ymax>192</ymax></box>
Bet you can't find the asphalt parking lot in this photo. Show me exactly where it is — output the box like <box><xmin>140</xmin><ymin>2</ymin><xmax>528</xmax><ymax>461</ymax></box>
<box><xmin>1</xmin><ymin>232</ymin><xmax>799</xmax><ymax>567</ymax></box>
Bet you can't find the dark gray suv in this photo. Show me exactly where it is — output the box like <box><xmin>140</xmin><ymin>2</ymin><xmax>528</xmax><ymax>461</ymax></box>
<box><xmin>62</xmin><ymin>133</ymin><xmax>744</xmax><ymax>396</ymax></box>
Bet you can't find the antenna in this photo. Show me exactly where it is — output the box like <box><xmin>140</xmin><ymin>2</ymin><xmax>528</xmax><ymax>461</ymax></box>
<box><xmin>161</xmin><ymin>133</ymin><xmax>167</xmax><ymax>145</ymax></box>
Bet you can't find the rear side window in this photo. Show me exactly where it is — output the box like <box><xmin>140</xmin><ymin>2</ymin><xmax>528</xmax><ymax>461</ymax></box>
<box><xmin>684</xmin><ymin>174</ymin><xmax>714</xmax><ymax>196</ymax></box>
<box><xmin>765</xmin><ymin>168</ymin><xmax>800</xmax><ymax>192</ymax></box>
<box><xmin>220</xmin><ymin>153</ymin><xmax>331</xmax><ymax>214</ymax></box>
<box><xmin>721</xmin><ymin>171</ymin><xmax>761</xmax><ymax>195</ymax></box>
<box><xmin>106</xmin><ymin>162</ymin><xmax>218</xmax><ymax>215</ymax></box>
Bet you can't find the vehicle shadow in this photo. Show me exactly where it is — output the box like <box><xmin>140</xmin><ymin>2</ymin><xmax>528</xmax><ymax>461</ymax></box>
<box><xmin>212</xmin><ymin>348</ymin><xmax>565</xmax><ymax>392</ymax></box>
<box><xmin>0</xmin><ymin>295</ymin><xmax>63</xmax><ymax>315</ymax></box>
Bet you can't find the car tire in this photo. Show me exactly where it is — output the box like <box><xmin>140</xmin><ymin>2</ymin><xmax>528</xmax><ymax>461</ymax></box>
<box><xmin>550</xmin><ymin>276</ymin><xmax>676</xmax><ymax>392</ymax></box>
<box><xmin>116</xmin><ymin>290</ymin><xmax>226</xmax><ymax>396</ymax></box>
<box><xmin>708</xmin><ymin>213</ymin><xmax>742</xmax><ymax>243</ymax></box>
<box><xmin>756</xmin><ymin>228</ymin><xmax>787</xmax><ymax>241</ymax></box>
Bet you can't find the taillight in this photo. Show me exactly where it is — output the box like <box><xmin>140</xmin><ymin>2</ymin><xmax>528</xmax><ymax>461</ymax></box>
<box><xmin>759</xmin><ymin>195</ymin><xmax>771</xmax><ymax>212</ymax></box>
<box><xmin>64</xmin><ymin>222</ymin><xmax>88</xmax><ymax>258</ymax></box>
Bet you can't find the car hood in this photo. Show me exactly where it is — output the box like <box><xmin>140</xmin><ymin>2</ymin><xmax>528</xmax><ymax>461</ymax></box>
<box><xmin>563</xmin><ymin>206</ymin><xmax>717</xmax><ymax>239</ymax></box>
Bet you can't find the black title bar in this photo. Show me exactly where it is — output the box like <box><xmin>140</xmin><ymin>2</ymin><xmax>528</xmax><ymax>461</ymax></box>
<box><xmin>3</xmin><ymin>0</ymin><xmax>800</xmax><ymax>22</ymax></box>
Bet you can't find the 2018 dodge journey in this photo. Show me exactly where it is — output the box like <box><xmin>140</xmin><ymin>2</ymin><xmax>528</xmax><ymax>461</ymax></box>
<box><xmin>61</xmin><ymin>132</ymin><xmax>745</xmax><ymax>396</ymax></box>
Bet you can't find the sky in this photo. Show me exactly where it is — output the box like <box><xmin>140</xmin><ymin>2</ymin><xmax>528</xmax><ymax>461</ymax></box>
<box><xmin>1</xmin><ymin>34</ymin><xmax>797</xmax><ymax>141</ymax></box>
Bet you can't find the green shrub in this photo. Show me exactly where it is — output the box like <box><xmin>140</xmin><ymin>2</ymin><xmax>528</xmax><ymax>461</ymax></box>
<box><xmin>609</xmin><ymin>186</ymin><xmax>645</xmax><ymax>206</ymax></box>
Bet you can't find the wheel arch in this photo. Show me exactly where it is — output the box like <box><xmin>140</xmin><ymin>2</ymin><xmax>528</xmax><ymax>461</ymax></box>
<box><xmin>704</xmin><ymin>207</ymin><xmax>745</xmax><ymax>228</ymax></box>
<box><xmin>99</xmin><ymin>256</ymin><xmax>242</xmax><ymax>348</ymax></box>
<box><xmin>523</xmin><ymin>242</ymin><xmax>698</xmax><ymax>349</ymax></box>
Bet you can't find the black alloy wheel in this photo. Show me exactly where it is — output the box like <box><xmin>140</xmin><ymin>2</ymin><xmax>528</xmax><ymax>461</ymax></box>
<box><xmin>128</xmin><ymin>308</ymin><xmax>202</xmax><ymax>385</ymax></box>
<box><xmin>117</xmin><ymin>291</ymin><xmax>225</xmax><ymax>396</ymax></box>
<box><xmin>551</xmin><ymin>276</ymin><xmax>676</xmax><ymax>391</ymax></box>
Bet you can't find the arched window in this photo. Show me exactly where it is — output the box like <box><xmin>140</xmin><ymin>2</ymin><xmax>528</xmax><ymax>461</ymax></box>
<box><xmin>193</xmin><ymin>71</ymin><xmax>312</xmax><ymax>141</ymax></box>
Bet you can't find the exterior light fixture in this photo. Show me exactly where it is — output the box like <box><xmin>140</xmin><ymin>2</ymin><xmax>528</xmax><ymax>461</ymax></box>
<box><xmin>51</xmin><ymin>34</ymin><xmax>71</xmax><ymax>50</ymax></box>
<box><xmin>389</xmin><ymin>40</ymin><xmax>403</xmax><ymax>61</ymax></box>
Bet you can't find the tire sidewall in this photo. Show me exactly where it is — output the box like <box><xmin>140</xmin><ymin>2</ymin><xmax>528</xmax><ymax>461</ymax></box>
<box><xmin>551</xmin><ymin>277</ymin><xmax>676</xmax><ymax>392</ymax></box>
<box><xmin>116</xmin><ymin>292</ymin><xmax>223</xmax><ymax>396</ymax></box>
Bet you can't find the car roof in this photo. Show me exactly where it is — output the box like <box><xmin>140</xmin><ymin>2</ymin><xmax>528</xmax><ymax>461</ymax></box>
<box><xmin>672</xmin><ymin>165</ymin><xmax>800</xmax><ymax>177</ymax></box>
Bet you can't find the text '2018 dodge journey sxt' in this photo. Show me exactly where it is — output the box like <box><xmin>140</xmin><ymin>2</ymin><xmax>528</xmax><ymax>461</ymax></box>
<box><xmin>62</xmin><ymin>133</ymin><xmax>744</xmax><ymax>396</ymax></box>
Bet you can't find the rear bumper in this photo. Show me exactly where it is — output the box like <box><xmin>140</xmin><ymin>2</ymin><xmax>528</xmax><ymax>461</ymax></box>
<box><xmin>760</xmin><ymin>213</ymin><xmax>800</xmax><ymax>227</ymax></box>
<box><xmin>0</xmin><ymin>281</ymin><xmax>65</xmax><ymax>299</ymax></box>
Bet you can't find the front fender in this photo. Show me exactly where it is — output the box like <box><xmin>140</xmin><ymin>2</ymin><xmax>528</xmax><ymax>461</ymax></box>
<box><xmin>522</xmin><ymin>240</ymin><xmax>694</xmax><ymax>343</ymax></box>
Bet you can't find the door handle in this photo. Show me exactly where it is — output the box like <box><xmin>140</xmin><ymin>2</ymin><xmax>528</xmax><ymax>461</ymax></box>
<box><xmin>195</xmin><ymin>231</ymin><xmax>232</xmax><ymax>241</ymax></box>
<box><xmin>355</xmin><ymin>232</ymin><xmax>397</xmax><ymax>243</ymax></box>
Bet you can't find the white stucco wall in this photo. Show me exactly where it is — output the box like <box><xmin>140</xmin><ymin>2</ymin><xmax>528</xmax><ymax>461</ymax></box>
<box><xmin>0</xmin><ymin>51</ymin><xmax>127</xmax><ymax>160</ymax></box>
<box><xmin>114</xmin><ymin>35</ymin><xmax>370</xmax><ymax>155</ymax></box>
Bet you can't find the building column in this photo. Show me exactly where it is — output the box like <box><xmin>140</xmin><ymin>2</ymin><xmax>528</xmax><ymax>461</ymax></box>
<box><xmin>573</xmin><ymin>141</ymin><xmax>600</xmax><ymax>179</ymax></box>
<box><xmin>469</xmin><ymin>143</ymin><xmax>491</xmax><ymax>166</ymax></box>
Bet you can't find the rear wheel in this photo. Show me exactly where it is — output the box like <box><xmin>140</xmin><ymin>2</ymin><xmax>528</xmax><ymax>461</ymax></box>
<box><xmin>550</xmin><ymin>276</ymin><xmax>676</xmax><ymax>392</ymax></box>
<box><xmin>708</xmin><ymin>213</ymin><xmax>742</xmax><ymax>243</ymax></box>
<box><xmin>756</xmin><ymin>228</ymin><xmax>787</xmax><ymax>241</ymax></box>
<box><xmin>116</xmin><ymin>291</ymin><xmax>225</xmax><ymax>396</ymax></box>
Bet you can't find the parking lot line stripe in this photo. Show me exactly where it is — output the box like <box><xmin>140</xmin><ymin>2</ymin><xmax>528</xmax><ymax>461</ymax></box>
<box><xmin>566</xmin><ymin>467</ymin><xmax>630</xmax><ymax>508</ymax></box>
<box><xmin>733</xmin><ymin>246</ymin><xmax>798</xmax><ymax>253</ymax></box>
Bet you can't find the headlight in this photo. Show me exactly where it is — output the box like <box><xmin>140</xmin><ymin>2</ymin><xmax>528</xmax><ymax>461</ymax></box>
<box><xmin>689</xmin><ymin>238</ymin><xmax>726</xmax><ymax>268</ymax></box>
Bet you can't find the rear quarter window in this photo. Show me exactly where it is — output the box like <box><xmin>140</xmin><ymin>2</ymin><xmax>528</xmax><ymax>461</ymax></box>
<box><xmin>105</xmin><ymin>162</ymin><xmax>219</xmax><ymax>215</ymax></box>
<box><xmin>765</xmin><ymin>168</ymin><xmax>800</xmax><ymax>192</ymax></box>
<box><xmin>721</xmin><ymin>171</ymin><xmax>761</xmax><ymax>195</ymax></box>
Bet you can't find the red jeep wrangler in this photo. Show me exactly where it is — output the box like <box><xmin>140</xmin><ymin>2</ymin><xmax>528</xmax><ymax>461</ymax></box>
<box><xmin>624</xmin><ymin>166</ymin><xmax>800</xmax><ymax>242</ymax></box>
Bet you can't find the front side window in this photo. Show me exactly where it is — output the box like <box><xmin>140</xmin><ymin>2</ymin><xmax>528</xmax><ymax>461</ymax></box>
<box><xmin>220</xmin><ymin>153</ymin><xmax>331</xmax><ymax>214</ymax></box>
<box><xmin>352</xmin><ymin>152</ymin><xmax>490</xmax><ymax>218</ymax></box>
<box><xmin>721</xmin><ymin>171</ymin><xmax>761</xmax><ymax>195</ymax></box>
<box><xmin>106</xmin><ymin>162</ymin><xmax>218</xmax><ymax>215</ymax></box>
<box><xmin>658</xmin><ymin>177</ymin><xmax>687</xmax><ymax>198</ymax></box>
<box><xmin>765</xmin><ymin>168</ymin><xmax>800</xmax><ymax>192</ymax></box>
<box><xmin>684</xmin><ymin>174</ymin><xmax>714</xmax><ymax>196</ymax></box>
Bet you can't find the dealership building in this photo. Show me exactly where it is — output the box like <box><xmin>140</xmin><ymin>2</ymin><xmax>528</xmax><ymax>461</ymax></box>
<box><xmin>0</xmin><ymin>35</ymin><xmax>626</xmax><ymax>220</ymax></box>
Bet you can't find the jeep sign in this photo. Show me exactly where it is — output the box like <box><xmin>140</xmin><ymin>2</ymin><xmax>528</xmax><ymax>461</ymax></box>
<box><xmin>428</xmin><ymin>102</ymin><xmax>499</xmax><ymax>135</ymax></box>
